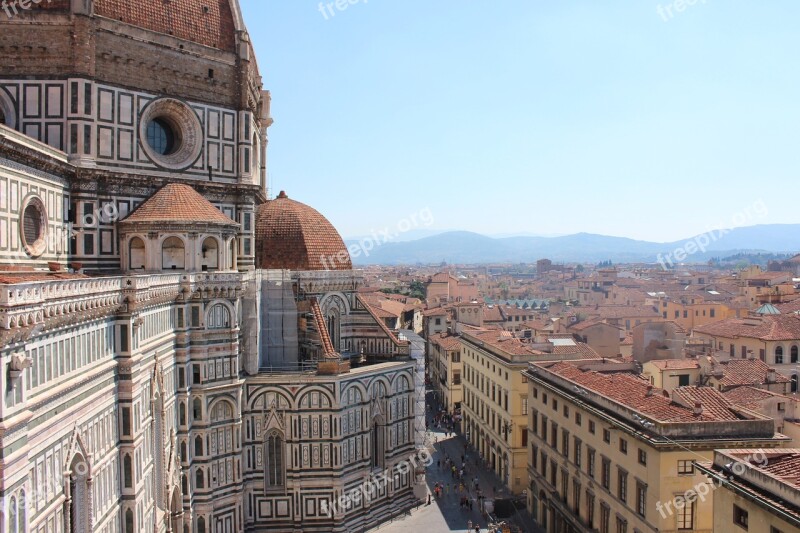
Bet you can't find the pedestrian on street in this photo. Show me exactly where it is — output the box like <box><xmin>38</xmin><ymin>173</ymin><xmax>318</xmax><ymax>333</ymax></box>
<box><xmin>474</xmin><ymin>525</ymin><xmax>480</xmax><ymax>533</ymax></box>
<box><xmin>467</xmin><ymin>519</ymin><xmax>473</xmax><ymax>530</ymax></box>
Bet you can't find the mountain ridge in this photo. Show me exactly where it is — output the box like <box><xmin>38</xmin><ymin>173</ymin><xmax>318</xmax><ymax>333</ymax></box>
<box><xmin>345</xmin><ymin>224</ymin><xmax>800</xmax><ymax>265</ymax></box>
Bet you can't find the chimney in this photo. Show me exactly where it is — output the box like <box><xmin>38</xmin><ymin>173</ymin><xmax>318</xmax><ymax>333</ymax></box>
<box><xmin>646</xmin><ymin>385</ymin><xmax>654</xmax><ymax>397</ymax></box>
<box><xmin>693</xmin><ymin>402</ymin><xmax>703</xmax><ymax>417</ymax></box>
<box><xmin>766</xmin><ymin>369</ymin><xmax>777</xmax><ymax>384</ymax></box>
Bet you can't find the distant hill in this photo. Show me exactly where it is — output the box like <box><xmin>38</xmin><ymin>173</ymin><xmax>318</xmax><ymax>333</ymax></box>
<box><xmin>346</xmin><ymin>224</ymin><xmax>800</xmax><ymax>265</ymax></box>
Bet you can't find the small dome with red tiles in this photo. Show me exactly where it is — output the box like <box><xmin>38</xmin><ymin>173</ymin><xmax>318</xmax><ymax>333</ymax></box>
<box><xmin>255</xmin><ymin>191</ymin><xmax>352</xmax><ymax>271</ymax></box>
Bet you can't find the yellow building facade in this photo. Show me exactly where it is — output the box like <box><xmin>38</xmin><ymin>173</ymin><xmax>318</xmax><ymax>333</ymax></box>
<box><xmin>696</xmin><ymin>449</ymin><xmax>800</xmax><ymax>533</ymax></box>
<box><xmin>524</xmin><ymin>360</ymin><xmax>787</xmax><ymax>533</ymax></box>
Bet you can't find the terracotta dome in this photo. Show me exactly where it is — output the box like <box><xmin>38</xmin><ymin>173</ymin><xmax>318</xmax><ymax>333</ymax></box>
<box><xmin>256</xmin><ymin>191</ymin><xmax>352</xmax><ymax>271</ymax></box>
<box><xmin>24</xmin><ymin>0</ymin><xmax>238</xmax><ymax>52</ymax></box>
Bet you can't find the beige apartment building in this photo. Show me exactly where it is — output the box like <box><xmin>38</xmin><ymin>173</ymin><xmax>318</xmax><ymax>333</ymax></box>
<box><xmin>693</xmin><ymin>313</ymin><xmax>800</xmax><ymax>391</ymax></box>
<box><xmin>642</xmin><ymin>359</ymin><xmax>701</xmax><ymax>390</ymax></box>
<box><xmin>524</xmin><ymin>360</ymin><xmax>787</xmax><ymax>533</ymax></box>
<box><xmin>428</xmin><ymin>332</ymin><xmax>463</xmax><ymax>414</ymax></box>
<box><xmin>461</xmin><ymin>330</ymin><xmax>601</xmax><ymax>494</ymax></box>
<box><xmin>696</xmin><ymin>449</ymin><xmax>800</xmax><ymax>533</ymax></box>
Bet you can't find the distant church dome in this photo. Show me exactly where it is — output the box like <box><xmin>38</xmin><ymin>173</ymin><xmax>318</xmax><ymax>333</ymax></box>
<box><xmin>255</xmin><ymin>191</ymin><xmax>352</xmax><ymax>271</ymax></box>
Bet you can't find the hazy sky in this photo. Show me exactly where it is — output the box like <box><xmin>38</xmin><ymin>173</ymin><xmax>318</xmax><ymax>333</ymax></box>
<box><xmin>240</xmin><ymin>1</ymin><xmax>800</xmax><ymax>242</ymax></box>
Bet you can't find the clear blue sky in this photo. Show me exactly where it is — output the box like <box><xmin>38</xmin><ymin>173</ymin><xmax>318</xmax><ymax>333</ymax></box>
<box><xmin>240</xmin><ymin>1</ymin><xmax>800</xmax><ymax>242</ymax></box>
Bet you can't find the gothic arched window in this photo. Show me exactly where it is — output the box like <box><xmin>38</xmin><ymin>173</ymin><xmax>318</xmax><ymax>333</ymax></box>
<box><xmin>372</xmin><ymin>418</ymin><xmax>385</xmax><ymax>470</ymax></box>
<box><xmin>207</xmin><ymin>303</ymin><xmax>231</xmax><ymax>329</ymax></box>
<box><xmin>265</xmin><ymin>430</ymin><xmax>285</xmax><ymax>489</ymax></box>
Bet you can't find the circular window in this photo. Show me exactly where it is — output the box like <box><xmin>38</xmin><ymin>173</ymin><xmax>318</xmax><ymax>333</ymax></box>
<box><xmin>20</xmin><ymin>196</ymin><xmax>47</xmax><ymax>257</ymax></box>
<box><xmin>146</xmin><ymin>118</ymin><xmax>179</xmax><ymax>155</ymax></box>
<box><xmin>139</xmin><ymin>98</ymin><xmax>203</xmax><ymax>170</ymax></box>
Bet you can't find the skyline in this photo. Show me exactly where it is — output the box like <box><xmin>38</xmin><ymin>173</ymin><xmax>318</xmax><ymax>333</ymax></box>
<box><xmin>242</xmin><ymin>0</ymin><xmax>800</xmax><ymax>242</ymax></box>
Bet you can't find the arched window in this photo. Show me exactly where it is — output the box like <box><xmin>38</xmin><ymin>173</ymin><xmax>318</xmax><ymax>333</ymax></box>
<box><xmin>211</xmin><ymin>401</ymin><xmax>233</xmax><ymax>422</ymax></box>
<box><xmin>125</xmin><ymin>509</ymin><xmax>134</xmax><ymax>533</ymax></box>
<box><xmin>162</xmin><ymin>237</ymin><xmax>185</xmax><ymax>270</ymax></box>
<box><xmin>9</xmin><ymin>495</ymin><xmax>17</xmax><ymax>533</ymax></box>
<box><xmin>200</xmin><ymin>237</ymin><xmax>219</xmax><ymax>271</ymax></box>
<box><xmin>265</xmin><ymin>430</ymin><xmax>285</xmax><ymax>489</ymax></box>
<box><xmin>193</xmin><ymin>398</ymin><xmax>202</xmax><ymax>421</ymax></box>
<box><xmin>123</xmin><ymin>454</ymin><xmax>133</xmax><ymax>488</ymax></box>
<box><xmin>776</xmin><ymin>346</ymin><xmax>784</xmax><ymax>364</ymax></box>
<box><xmin>327</xmin><ymin>310</ymin><xmax>341</xmax><ymax>352</ymax></box>
<box><xmin>195</xmin><ymin>436</ymin><xmax>203</xmax><ymax>457</ymax></box>
<box><xmin>195</xmin><ymin>468</ymin><xmax>204</xmax><ymax>489</ymax></box>
<box><xmin>792</xmin><ymin>346</ymin><xmax>799</xmax><ymax>363</ymax></box>
<box><xmin>180</xmin><ymin>441</ymin><xmax>187</xmax><ymax>462</ymax></box>
<box><xmin>181</xmin><ymin>474</ymin><xmax>188</xmax><ymax>496</ymax></box>
<box><xmin>179</xmin><ymin>402</ymin><xmax>186</xmax><ymax>425</ymax></box>
<box><xmin>129</xmin><ymin>237</ymin><xmax>146</xmax><ymax>270</ymax></box>
<box><xmin>207</xmin><ymin>303</ymin><xmax>231</xmax><ymax>330</ymax></box>
<box><xmin>197</xmin><ymin>517</ymin><xmax>206</xmax><ymax>533</ymax></box>
<box><xmin>372</xmin><ymin>418</ymin><xmax>385</xmax><ymax>470</ymax></box>
<box><xmin>17</xmin><ymin>490</ymin><xmax>25</xmax><ymax>532</ymax></box>
<box><xmin>69</xmin><ymin>454</ymin><xmax>90</xmax><ymax>533</ymax></box>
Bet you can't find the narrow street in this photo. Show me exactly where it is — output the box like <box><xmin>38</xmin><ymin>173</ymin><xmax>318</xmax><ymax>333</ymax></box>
<box><xmin>375</xmin><ymin>419</ymin><xmax>545</xmax><ymax>533</ymax></box>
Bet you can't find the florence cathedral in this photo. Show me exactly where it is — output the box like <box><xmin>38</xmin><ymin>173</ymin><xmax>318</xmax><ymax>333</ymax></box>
<box><xmin>0</xmin><ymin>1</ymin><xmax>425</xmax><ymax>531</ymax></box>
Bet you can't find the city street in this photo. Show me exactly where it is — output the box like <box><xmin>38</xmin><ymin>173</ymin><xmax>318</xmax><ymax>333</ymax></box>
<box><xmin>375</xmin><ymin>423</ymin><xmax>544</xmax><ymax>533</ymax></box>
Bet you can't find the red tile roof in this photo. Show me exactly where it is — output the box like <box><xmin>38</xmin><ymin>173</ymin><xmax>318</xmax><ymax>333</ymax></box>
<box><xmin>695</xmin><ymin>315</ymin><xmax>800</xmax><ymax>341</ymax></box>
<box><xmin>255</xmin><ymin>191</ymin><xmax>351</xmax><ymax>271</ymax></box>
<box><xmin>717</xmin><ymin>359</ymin><xmax>790</xmax><ymax>387</ymax></box>
<box><xmin>750</xmin><ymin>452</ymin><xmax>800</xmax><ymax>490</ymax></box>
<box><xmin>482</xmin><ymin>306</ymin><xmax>504</xmax><ymax>322</ymax></box>
<box><xmin>0</xmin><ymin>272</ymin><xmax>89</xmax><ymax>284</ymax></box>
<box><xmin>590</xmin><ymin>305</ymin><xmax>662</xmax><ymax>320</ymax></box>
<box><xmin>310</xmin><ymin>298</ymin><xmax>337</xmax><ymax>359</ymax></box>
<box><xmin>672</xmin><ymin>386</ymin><xmax>737</xmax><ymax>420</ymax></box>
<box><xmin>549</xmin><ymin>342</ymin><xmax>602</xmax><ymax>359</ymax></box>
<box><xmin>95</xmin><ymin>0</ymin><xmax>237</xmax><ymax>52</ymax></box>
<box><xmin>647</xmin><ymin>359</ymin><xmax>700</xmax><ymax>370</ymax></box>
<box><xmin>466</xmin><ymin>330</ymin><xmax>546</xmax><ymax>356</ymax></box>
<box><xmin>356</xmin><ymin>295</ymin><xmax>407</xmax><ymax>348</ymax></box>
<box><xmin>121</xmin><ymin>183</ymin><xmax>237</xmax><ymax>226</ymax></box>
<box><xmin>723</xmin><ymin>386</ymin><xmax>785</xmax><ymax>409</ymax></box>
<box><xmin>430</xmin><ymin>333</ymin><xmax>461</xmax><ymax>352</ymax></box>
<box><xmin>542</xmin><ymin>362</ymin><xmax>742</xmax><ymax>422</ymax></box>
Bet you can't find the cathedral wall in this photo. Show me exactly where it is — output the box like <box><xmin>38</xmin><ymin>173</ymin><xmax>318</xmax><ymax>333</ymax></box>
<box><xmin>0</xmin><ymin>315</ymin><xmax>122</xmax><ymax>532</ymax></box>
<box><xmin>240</xmin><ymin>362</ymin><xmax>418</xmax><ymax>532</ymax></box>
<box><xmin>0</xmin><ymin>78</ymin><xmax>253</xmax><ymax>181</ymax></box>
<box><xmin>0</xmin><ymin>149</ymin><xmax>70</xmax><ymax>269</ymax></box>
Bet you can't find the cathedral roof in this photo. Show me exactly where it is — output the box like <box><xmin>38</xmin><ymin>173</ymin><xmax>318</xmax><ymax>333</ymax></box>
<box><xmin>94</xmin><ymin>0</ymin><xmax>237</xmax><ymax>52</ymax></box>
<box><xmin>27</xmin><ymin>1</ymin><xmax>238</xmax><ymax>52</ymax></box>
<box><xmin>255</xmin><ymin>191</ymin><xmax>352</xmax><ymax>271</ymax></box>
<box><xmin>121</xmin><ymin>183</ymin><xmax>238</xmax><ymax>226</ymax></box>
